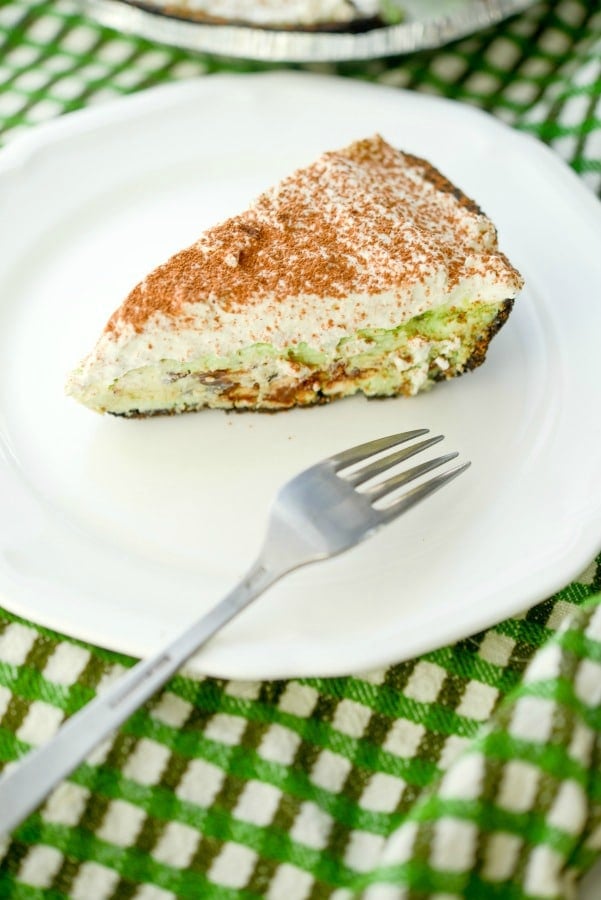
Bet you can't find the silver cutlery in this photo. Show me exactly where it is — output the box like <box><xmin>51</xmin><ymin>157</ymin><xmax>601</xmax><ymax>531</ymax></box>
<box><xmin>0</xmin><ymin>428</ymin><xmax>469</xmax><ymax>835</ymax></box>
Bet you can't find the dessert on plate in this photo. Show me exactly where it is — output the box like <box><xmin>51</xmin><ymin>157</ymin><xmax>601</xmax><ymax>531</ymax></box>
<box><xmin>66</xmin><ymin>135</ymin><xmax>523</xmax><ymax>417</ymax></box>
<box><xmin>133</xmin><ymin>0</ymin><xmax>403</xmax><ymax>30</ymax></box>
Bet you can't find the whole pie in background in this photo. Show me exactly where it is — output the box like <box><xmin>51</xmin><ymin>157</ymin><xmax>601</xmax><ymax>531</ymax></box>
<box><xmin>131</xmin><ymin>0</ymin><xmax>404</xmax><ymax>30</ymax></box>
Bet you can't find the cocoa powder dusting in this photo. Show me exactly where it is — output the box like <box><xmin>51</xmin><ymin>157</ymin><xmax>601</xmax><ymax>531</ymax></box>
<box><xmin>107</xmin><ymin>135</ymin><xmax>522</xmax><ymax>335</ymax></box>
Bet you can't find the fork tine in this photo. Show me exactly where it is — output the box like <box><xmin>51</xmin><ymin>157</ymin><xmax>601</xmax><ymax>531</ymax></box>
<box><xmin>331</xmin><ymin>429</ymin><xmax>429</xmax><ymax>471</ymax></box>
<box><xmin>345</xmin><ymin>435</ymin><xmax>444</xmax><ymax>486</ymax></box>
<box><xmin>376</xmin><ymin>462</ymin><xmax>471</xmax><ymax>522</ymax></box>
<box><xmin>365</xmin><ymin>452</ymin><xmax>459</xmax><ymax>501</ymax></box>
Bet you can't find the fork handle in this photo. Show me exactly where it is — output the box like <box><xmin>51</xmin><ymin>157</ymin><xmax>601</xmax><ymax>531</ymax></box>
<box><xmin>0</xmin><ymin>558</ymin><xmax>281</xmax><ymax>836</ymax></box>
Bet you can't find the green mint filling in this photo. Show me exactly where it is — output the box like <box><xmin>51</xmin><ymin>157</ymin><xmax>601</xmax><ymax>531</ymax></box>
<box><xmin>287</xmin><ymin>342</ymin><xmax>327</xmax><ymax>367</ymax></box>
<box><xmin>209</xmin><ymin>300</ymin><xmax>494</xmax><ymax>375</ymax></box>
<box><xmin>379</xmin><ymin>0</ymin><xmax>405</xmax><ymax>25</ymax></box>
<box><xmin>338</xmin><ymin>301</ymin><xmax>498</xmax><ymax>367</ymax></box>
<box><xmin>106</xmin><ymin>301</ymin><xmax>500</xmax><ymax>408</ymax></box>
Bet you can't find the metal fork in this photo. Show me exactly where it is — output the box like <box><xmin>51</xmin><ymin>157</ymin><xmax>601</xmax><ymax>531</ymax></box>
<box><xmin>0</xmin><ymin>429</ymin><xmax>469</xmax><ymax>835</ymax></box>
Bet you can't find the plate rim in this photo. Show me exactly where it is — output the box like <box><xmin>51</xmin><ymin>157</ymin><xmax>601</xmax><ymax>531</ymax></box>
<box><xmin>1</xmin><ymin>72</ymin><xmax>600</xmax><ymax>678</ymax></box>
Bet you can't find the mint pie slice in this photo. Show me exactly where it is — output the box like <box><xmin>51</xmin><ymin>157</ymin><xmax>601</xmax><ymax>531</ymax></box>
<box><xmin>66</xmin><ymin>135</ymin><xmax>523</xmax><ymax>417</ymax></box>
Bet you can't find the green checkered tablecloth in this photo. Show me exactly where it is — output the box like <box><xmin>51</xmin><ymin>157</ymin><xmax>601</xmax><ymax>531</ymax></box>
<box><xmin>1</xmin><ymin>2</ymin><xmax>601</xmax><ymax>898</ymax></box>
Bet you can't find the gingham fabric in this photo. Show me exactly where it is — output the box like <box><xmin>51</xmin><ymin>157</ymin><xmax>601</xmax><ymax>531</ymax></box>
<box><xmin>1</xmin><ymin>1</ymin><xmax>600</xmax><ymax>898</ymax></box>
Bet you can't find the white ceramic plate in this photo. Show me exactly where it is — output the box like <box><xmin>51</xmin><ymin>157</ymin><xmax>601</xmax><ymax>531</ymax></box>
<box><xmin>0</xmin><ymin>72</ymin><xmax>600</xmax><ymax>680</ymax></box>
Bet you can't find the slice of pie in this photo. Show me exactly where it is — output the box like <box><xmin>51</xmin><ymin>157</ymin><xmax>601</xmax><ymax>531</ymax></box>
<box><xmin>66</xmin><ymin>135</ymin><xmax>523</xmax><ymax>417</ymax></box>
